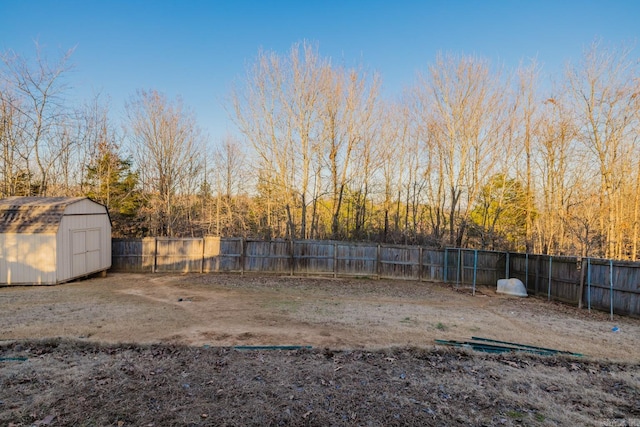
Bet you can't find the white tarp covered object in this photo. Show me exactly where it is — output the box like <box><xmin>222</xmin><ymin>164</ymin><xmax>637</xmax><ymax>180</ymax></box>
<box><xmin>496</xmin><ymin>278</ymin><xmax>528</xmax><ymax>297</ymax></box>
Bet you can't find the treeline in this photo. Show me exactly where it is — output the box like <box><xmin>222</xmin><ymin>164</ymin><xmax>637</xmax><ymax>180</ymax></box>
<box><xmin>1</xmin><ymin>40</ymin><xmax>640</xmax><ymax>259</ymax></box>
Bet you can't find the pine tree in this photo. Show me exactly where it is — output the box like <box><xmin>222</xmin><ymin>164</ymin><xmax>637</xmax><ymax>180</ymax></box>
<box><xmin>84</xmin><ymin>140</ymin><xmax>143</xmax><ymax>236</ymax></box>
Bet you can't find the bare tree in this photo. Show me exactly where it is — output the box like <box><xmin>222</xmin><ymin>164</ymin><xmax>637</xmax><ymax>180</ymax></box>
<box><xmin>347</xmin><ymin>107</ymin><xmax>383</xmax><ymax>240</ymax></box>
<box><xmin>632</xmin><ymin>92</ymin><xmax>640</xmax><ymax>260</ymax></box>
<box><xmin>318</xmin><ymin>65</ymin><xmax>382</xmax><ymax>239</ymax></box>
<box><xmin>0</xmin><ymin>44</ymin><xmax>75</xmax><ymax>195</ymax></box>
<box><xmin>224</xmin><ymin>41</ymin><xmax>640</xmax><ymax>255</ymax></box>
<box><xmin>208</xmin><ymin>135</ymin><xmax>248</xmax><ymax>236</ymax></box>
<box><xmin>75</xmin><ymin>94</ymin><xmax>117</xmax><ymax>196</ymax></box>
<box><xmin>232</xmin><ymin>42</ymin><xmax>328</xmax><ymax>239</ymax></box>
<box><xmin>0</xmin><ymin>84</ymin><xmax>25</xmax><ymax>197</ymax></box>
<box><xmin>532</xmin><ymin>95</ymin><xmax>574</xmax><ymax>254</ymax></box>
<box><xmin>414</xmin><ymin>53</ymin><xmax>508</xmax><ymax>247</ymax></box>
<box><xmin>377</xmin><ymin>100</ymin><xmax>426</xmax><ymax>243</ymax></box>
<box><xmin>566</xmin><ymin>40</ymin><xmax>639</xmax><ymax>258</ymax></box>
<box><xmin>125</xmin><ymin>89</ymin><xmax>203</xmax><ymax>236</ymax></box>
<box><xmin>513</xmin><ymin>60</ymin><xmax>542</xmax><ymax>252</ymax></box>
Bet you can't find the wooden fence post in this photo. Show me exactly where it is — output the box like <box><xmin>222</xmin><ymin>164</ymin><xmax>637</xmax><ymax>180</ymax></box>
<box><xmin>290</xmin><ymin>240</ymin><xmax>295</xmax><ymax>276</ymax></box>
<box><xmin>376</xmin><ymin>244</ymin><xmax>381</xmax><ymax>280</ymax></box>
<box><xmin>457</xmin><ymin>248</ymin><xmax>462</xmax><ymax>287</ymax></box>
<box><xmin>533</xmin><ymin>255</ymin><xmax>539</xmax><ymax>296</ymax></box>
<box><xmin>419</xmin><ymin>246</ymin><xmax>423</xmax><ymax>282</ymax></box>
<box><xmin>525</xmin><ymin>253</ymin><xmax>529</xmax><ymax>292</ymax></box>
<box><xmin>609</xmin><ymin>259</ymin><xmax>614</xmax><ymax>320</ymax></box>
<box><xmin>547</xmin><ymin>256</ymin><xmax>553</xmax><ymax>301</ymax></box>
<box><xmin>240</xmin><ymin>238</ymin><xmax>245</xmax><ymax>276</ymax></box>
<box><xmin>333</xmin><ymin>242</ymin><xmax>337</xmax><ymax>279</ymax></box>
<box><xmin>587</xmin><ymin>258</ymin><xmax>592</xmax><ymax>312</ymax></box>
<box><xmin>200</xmin><ymin>237</ymin><xmax>205</xmax><ymax>274</ymax></box>
<box><xmin>473</xmin><ymin>249</ymin><xmax>478</xmax><ymax>296</ymax></box>
<box><xmin>505</xmin><ymin>252</ymin><xmax>510</xmax><ymax>279</ymax></box>
<box><xmin>152</xmin><ymin>237</ymin><xmax>158</xmax><ymax>273</ymax></box>
<box><xmin>443</xmin><ymin>248</ymin><xmax>448</xmax><ymax>283</ymax></box>
<box><xmin>578</xmin><ymin>258</ymin><xmax>586</xmax><ymax>308</ymax></box>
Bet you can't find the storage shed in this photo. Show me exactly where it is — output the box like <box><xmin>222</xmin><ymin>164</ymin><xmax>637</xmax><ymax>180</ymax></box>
<box><xmin>0</xmin><ymin>197</ymin><xmax>111</xmax><ymax>285</ymax></box>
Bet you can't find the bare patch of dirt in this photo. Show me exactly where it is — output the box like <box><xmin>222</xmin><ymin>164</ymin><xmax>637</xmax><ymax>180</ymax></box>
<box><xmin>1</xmin><ymin>273</ymin><xmax>639</xmax><ymax>425</ymax></box>
<box><xmin>1</xmin><ymin>273</ymin><xmax>638</xmax><ymax>361</ymax></box>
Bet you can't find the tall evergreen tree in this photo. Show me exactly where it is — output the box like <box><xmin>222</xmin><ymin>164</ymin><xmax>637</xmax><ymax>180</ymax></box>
<box><xmin>85</xmin><ymin>140</ymin><xmax>143</xmax><ymax>236</ymax></box>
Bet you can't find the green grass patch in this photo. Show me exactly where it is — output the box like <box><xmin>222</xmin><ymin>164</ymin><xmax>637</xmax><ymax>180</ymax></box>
<box><xmin>506</xmin><ymin>410</ymin><xmax>524</xmax><ymax>419</ymax></box>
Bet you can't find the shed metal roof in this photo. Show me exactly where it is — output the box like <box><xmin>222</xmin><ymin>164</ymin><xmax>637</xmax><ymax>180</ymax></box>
<box><xmin>0</xmin><ymin>197</ymin><xmax>88</xmax><ymax>234</ymax></box>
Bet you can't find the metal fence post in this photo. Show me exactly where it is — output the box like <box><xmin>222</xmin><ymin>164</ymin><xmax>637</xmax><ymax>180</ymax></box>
<box><xmin>443</xmin><ymin>248</ymin><xmax>448</xmax><ymax>283</ymax></box>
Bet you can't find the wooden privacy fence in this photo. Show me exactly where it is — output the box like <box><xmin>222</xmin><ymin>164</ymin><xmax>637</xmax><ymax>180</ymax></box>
<box><xmin>111</xmin><ymin>238</ymin><xmax>446</xmax><ymax>280</ymax></box>
<box><xmin>111</xmin><ymin>238</ymin><xmax>640</xmax><ymax>317</ymax></box>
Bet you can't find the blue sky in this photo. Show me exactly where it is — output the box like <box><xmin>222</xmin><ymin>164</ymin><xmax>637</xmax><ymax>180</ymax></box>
<box><xmin>1</xmin><ymin>0</ymin><xmax>639</xmax><ymax>147</ymax></box>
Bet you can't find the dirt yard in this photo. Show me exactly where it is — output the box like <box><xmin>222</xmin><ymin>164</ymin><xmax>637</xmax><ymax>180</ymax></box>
<box><xmin>2</xmin><ymin>273</ymin><xmax>639</xmax><ymax>360</ymax></box>
<box><xmin>1</xmin><ymin>273</ymin><xmax>639</xmax><ymax>426</ymax></box>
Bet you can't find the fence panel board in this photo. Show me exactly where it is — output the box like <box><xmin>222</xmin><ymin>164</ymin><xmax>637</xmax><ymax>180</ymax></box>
<box><xmin>421</xmin><ymin>249</ymin><xmax>444</xmax><ymax>282</ymax></box>
<box><xmin>584</xmin><ymin>260</ymin><xmax>640</xmax><ymax>317</ymax></box>
<box><xmin>509</xmin><ymin>254</ymin><xmax>535</xmax><ymax>295</ymax></box>
<box><xmin>587</xmin><ymin>261</ymin><xmax>614</xmax><ymax>313</ymax></box>
<box><xmin>335</xmin><ymin>243</ymin><xmax>377</xmax><ymax>277</ymax></box>
<box><xmin>155</xmin><ymin>238</ymin><xmax>203</xmax><ymax>273</ymax></box>
<box><xmin>142</xmin><ymin>237</ymin><xmax>156</xmax><ymax>272</ymax></box>
<box><xmin>111</xmin><ymin>238</ymin><xmax>148</xmax><ymax>272</ymax></box>
<box><xmin>473</xmin><ymin>251</ymin><xmax>503</xmax><ymax>285</ymax></box>
<box><xmin>510</xmin><ymin>255</ymin><xmax>580</xmax><ymax>304</ymax></box>
<box><xmin>552</xmin><ymin>257</ymin><xmax>580</xmax><ymax>304</ymax></box>
<box><xmin>202</xmin><ymin>237</ymin><xmax>243</xmax><ymax>272</ymax></box>
<box><xmin>293</xmin><ymin>240</ymin><xmax>334</xmax><ymax>275</ymax></box>
<box><xmin>244</xmin><ymin>240</ymin><xmax>291</xmax><ymax>273</ymax></box>
<box><xmin>443</xmin><ymin>249</ymin><xmax>503</xmax><ymax>286</ymax></box>
<box><xmin>379</xmin><ymin>245</ymin><xmax>420</xmax><ymax>280</ymax></box>
<box><xmin>443</xmin><ymin>249</ymin><xmax>461</xmax><ymax>284</ymax></box>
<box><xmin>609</xmin><ymin>262</ymin><xmax>640</xmax><ymax>316</ymax></box>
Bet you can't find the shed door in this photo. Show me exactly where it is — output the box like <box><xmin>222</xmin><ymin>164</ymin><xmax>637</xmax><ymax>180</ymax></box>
<box><xmin>72</xmin><ymin>228</ymin><xmax>101</xmax><ymax>277</ymax></box>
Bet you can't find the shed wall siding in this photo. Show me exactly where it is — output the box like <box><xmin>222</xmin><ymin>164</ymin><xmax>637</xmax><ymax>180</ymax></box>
<box><xmin>63</xmin><ymin>199</ymin><xmax>108</xmax><ymax>215</ymax></box>
<box><xmin>0</xmin><ymin>197</ymin><xmax>111</xmax><ymax>285</ymax></box>
<box><xmin>0</xmin><ymin>233</ymin><xmax>57</xmax><ymax>284</ymax></box>
<box><xmin>58</xmin><ymin>212</ymin><xmax>111</xmax><ymax>282</ymax></box>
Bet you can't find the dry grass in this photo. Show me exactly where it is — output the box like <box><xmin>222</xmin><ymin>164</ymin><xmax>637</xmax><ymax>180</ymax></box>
<box><xmin>1</xmin><ymin>339</ymin><xmax>639</xmax><ymax>426</ymax></box>
<box><xmin>1</xmin><ymin>273</ymin><xmax>640</xmax><ymax>425</ymax></box>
